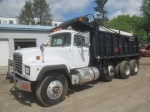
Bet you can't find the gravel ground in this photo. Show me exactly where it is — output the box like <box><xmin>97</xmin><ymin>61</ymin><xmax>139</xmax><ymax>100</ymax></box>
<box><xmin>0</xmin><ymin>57</ymin><xmax>150</xmax><ymax>112</ymax></box>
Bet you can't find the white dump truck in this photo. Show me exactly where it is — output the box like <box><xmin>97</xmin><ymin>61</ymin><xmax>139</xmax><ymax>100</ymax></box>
<box><xmin>7</xmin><ymin>14</ymin><xmax>140</xmax><ymax>106</ymax></box>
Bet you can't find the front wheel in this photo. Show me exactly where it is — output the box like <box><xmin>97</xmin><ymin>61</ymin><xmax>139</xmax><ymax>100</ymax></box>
<box><xmin>36</xmin><ymin>73</ymin><xmax>68</xmax><ymax>106</ymax></box>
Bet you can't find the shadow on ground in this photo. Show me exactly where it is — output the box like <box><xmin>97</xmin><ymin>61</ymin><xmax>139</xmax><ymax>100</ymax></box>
<box><xmin>8</xmin><ymin>77</ymin><xmax>109</xmax><ymax>107</ymax></box>
<box><xmin>9</xmin><ymin>87</ymin><xmax>44</xmax><ymax>107</ymax></box>
<box><xmin>67</xmin><ymin>78</ymin><xmax>109</xmax><ymax>96</ymax></box>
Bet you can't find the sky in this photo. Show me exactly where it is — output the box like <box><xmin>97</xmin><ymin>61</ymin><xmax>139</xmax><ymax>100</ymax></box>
<box><xmin>0</xmin><ymin>0</ymin><xmax>143</xmax><ymax>22</ymax></box>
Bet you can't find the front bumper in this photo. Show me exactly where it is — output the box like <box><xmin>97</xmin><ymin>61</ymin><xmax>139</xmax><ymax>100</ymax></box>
<box><xmin>7</xmin><ymin>59</ymin><xmax>32</xmax><ymax>92</ymax></box>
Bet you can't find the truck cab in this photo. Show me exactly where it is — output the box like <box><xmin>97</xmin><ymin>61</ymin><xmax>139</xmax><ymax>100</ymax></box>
<box><xmin>49</xmin><ymin>29</ymin><xmax>90</xmax><ymax>69</ymax></box>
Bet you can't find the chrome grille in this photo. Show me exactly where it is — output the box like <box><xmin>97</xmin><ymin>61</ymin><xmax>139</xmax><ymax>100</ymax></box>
<box><xmin>13</xmin><ymin>53</ymin><xmax>22</xmax><ymax>74</ymax></box>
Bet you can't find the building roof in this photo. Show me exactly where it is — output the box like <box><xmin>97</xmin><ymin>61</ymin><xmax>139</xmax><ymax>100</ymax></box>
<box><xmin>0</xmin><ymin>24</ymin><xmax>54</xmax><ymax>31</ymax></box>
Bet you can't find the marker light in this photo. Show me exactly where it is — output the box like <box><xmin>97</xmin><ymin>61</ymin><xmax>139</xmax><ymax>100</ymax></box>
<box><xmin>114</xmin><ymin>47</ymin><xmax>119</xmax><ymax>52</ymax></box>
<box><xmin>79</xmin><ymin>17</ymin><xmax>83</xmax><ymax>21</ymax></box>
<box><xmin>36</xmin><ymin>56</ymin><xmax>40</xmax><ymax>60</ymax></box>
<box><xmin>22</xmin><ymin>83</ymin><xmax>29</xmax><ymax>91</ymax></box>
<box><xmin>50</xmin><ymin>28</ymin><xmax>62</xmax><ymax>33</ymax></box>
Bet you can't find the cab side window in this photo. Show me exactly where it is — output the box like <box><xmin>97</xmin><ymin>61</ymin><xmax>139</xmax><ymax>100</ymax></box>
<box><xmin>74</xmin><ymin>35</ymin><xmax>85</xmax><ymax>46</ymax></box>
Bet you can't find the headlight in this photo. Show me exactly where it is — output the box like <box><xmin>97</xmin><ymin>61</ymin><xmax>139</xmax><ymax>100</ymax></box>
<box><xmin>25</xmin><ymin>66</ymin><xmax>30</xmax><ymax>75</ymax></box>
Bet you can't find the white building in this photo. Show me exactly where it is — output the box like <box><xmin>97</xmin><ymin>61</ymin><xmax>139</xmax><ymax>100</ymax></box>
<box><xmin>52</xmin><ymin>21</ymin><xmax>63</xmax><ymax>27</ymax></box>
<box><xmin>0</xmin><ymin>24</ymin><xmax>54</xmax><ymax>66</ymax></box>
<box><xmin>0</xmin><ymin>17</ymin><xmax>18</xmax><ymax>24</ymax></box>
<box><xmin>0</xmin><ymin>16</ymin><xmax>63</xmax><ymax>67</ymax></box>
<box><xmin>0</xmin><ymin>16</ymin><xmax>63</xmax><ymax>26</ymax></box>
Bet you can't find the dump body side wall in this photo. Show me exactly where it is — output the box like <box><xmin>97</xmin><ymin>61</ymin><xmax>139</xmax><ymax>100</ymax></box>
<box><xmin>93</xmin><ymin>31</ymin><xmax>139</xmax><ymax>60</ymax></box>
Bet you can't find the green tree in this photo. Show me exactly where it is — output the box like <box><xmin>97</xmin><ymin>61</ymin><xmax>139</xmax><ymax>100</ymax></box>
<box><xmin>33</xmin><ymin>0</ymin><xmax>52</xmax><ymax>26</ymax></box>
<box><xmin>94</xmin><ymin>0</ymin><xmax>108</xmax><ymax>25</ymax></box>
<box><xmin>140</xmin><ymin>0</ymin><xmax>150</xmax><ymax>35</ymax></box>
<box><xmin>104</xmin><ymin>15</ymin><xmax>148</xmax><ymax>43</ymax></box>
<box><xmin>104</xmin><ymin>15</ymin><xmax>131</xmax><ymax>32</ymax></box>
<box><xmin>141</xmin><ymin>0</ymin><xmax>150</xmax><ymax>17</ymax></box>
<box><xmin>136</xmin><ymin>29</ymin><xmax>148</xmax><ymax>44</ymax></box>
<box><xmin>18</xmin><ymin>0</ymin><xmax>35</xmax><ymax>25</ymax></box>
<box><xmin>95</xmin><ymin>17</ymin><xmax>108</xmax><ymax>26</ymax></box>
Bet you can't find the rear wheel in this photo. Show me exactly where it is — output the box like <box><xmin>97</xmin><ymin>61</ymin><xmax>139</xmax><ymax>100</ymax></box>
<box><xmin>103</xmin><ymin>62</ymin><xmax>115</xmax><ymax>81</ymax></box>
<box><xmin>119</xmin><ymin>61</ymin><xmax>131</xmax><ymax>79</ymax></box>
<box><xmin>115</xmin><ymin>62</ymin><xmax>120</xmax><ymax>78</ymax></box>
<box><xmin>129</xmin><ymin>60</ymin><xmax>139</xmax><ymax>75</ymax></box>
<box><xmin>36</xmin><ymin>73</ymin><xmax>68</xmax><ymax>106</ymax></box>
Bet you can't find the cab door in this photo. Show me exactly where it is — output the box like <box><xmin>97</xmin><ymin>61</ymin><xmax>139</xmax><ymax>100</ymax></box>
<box><xmin>72</xmin><ymin>34</ymin><xmax>89</xmax><ymax>68</ymax></box>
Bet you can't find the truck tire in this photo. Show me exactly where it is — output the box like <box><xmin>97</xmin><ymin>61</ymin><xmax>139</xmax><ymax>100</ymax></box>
<box><xmin>36</xmin><ymin>73</ymin><xmax>68</xmax><ymax>106</ymax></box>
<box><xmin>115</xmin><ymin>63</ymin><xmax>120</xmax><ymax>78</ymax></box>
<box><xmin>119</xmin><ymin>61</ymin><xmax>131</xmax><ymax>79</ymax></box>
<box><xmin>129</xmin><ymin>60</ymin><xmax>139</xmax><ymax>75</ymax></box>
<box><xmin>103</xmin><ymin>62</ymin><xmax>115</xmax><ymax>81</ymax></box>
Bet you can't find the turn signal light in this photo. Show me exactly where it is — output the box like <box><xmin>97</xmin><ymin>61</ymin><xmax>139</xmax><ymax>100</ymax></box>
<box><xmin>36</xmin><ymin>56</ymin><xmax>40</xmax><ymax>60</ymax></box>
<box><xmin>22</xmin><ymin>83</ymin><xmax>29</xmax><ymax>91</ymax></box>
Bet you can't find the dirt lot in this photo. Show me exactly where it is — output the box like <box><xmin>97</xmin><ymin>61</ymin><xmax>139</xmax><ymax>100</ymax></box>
<box><xmin>0</xmin><ymin>57</ymin><xmax>150</xmax><ymax>112</ymax></box>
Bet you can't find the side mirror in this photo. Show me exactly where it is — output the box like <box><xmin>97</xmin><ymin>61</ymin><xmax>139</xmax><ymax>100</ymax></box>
<box><xmin>40</xmin><ymin>44</ymin><xmax>44</xmax><ymax>52</ymax></box>
<box><xmin>40</xmin><ymin>44</ymin><xmax>45</xmax><ymax>62</ymax></box>
<box><xmin>84</xmin><ymin>31</ymin><xmax>90</xmax><ymax>44</ymax></box>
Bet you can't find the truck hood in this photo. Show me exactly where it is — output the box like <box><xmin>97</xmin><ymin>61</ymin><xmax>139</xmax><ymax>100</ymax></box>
<box><xmin>14</xmin><ymin>47</ymin><xmax>67</xmax><ymax>64</ymax></box>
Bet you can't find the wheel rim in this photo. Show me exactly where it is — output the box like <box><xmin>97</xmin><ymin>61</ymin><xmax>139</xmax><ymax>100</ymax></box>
<box><xmin>125</xmin><ymin>64</ymin><xmax>130</xmax><ymax>76</ymax></box>
<box><xmin>47</xmin><ymin>80</ymin><xmax>63</xmax><ymax>99</ymax></box>
<box><xmin>108</xmin><ymin>65</ymin><xmax>114</xmax><ymax>76</ymax></box>
<box><xmin>134</xmin><ymin>63</ymin><xmax>138</xmax><ymax>73</ymax></box>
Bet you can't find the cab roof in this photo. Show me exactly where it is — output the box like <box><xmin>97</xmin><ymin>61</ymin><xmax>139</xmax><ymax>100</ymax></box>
<box><xmin>49</xmin><ymin>30</ymin><xmax>77</xmax><ymax>36</ymax></box>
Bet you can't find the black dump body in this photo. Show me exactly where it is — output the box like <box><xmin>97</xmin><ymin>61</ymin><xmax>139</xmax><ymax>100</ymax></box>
<box><xmin>50</xmin><ymin>15</ymin><xmax>140</xmax><ymax>62</ymax></box>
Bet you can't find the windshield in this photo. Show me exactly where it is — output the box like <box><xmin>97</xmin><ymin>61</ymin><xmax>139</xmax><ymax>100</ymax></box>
<box><xmin>50</xmin><ymin>33</ymin><xmax>71</xmax><ymax>47</ymax></box>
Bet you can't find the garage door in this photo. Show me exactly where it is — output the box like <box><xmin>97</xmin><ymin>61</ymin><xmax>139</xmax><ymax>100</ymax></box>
<box><xmin>0</xmin><ymin>40</ymin><xmax>10</xmax><ymax>66</ymax></box>
<box><xmin>14</xmin><ymin>39</ymin><xmax>36</xmax><ymax>50</ymax></box>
